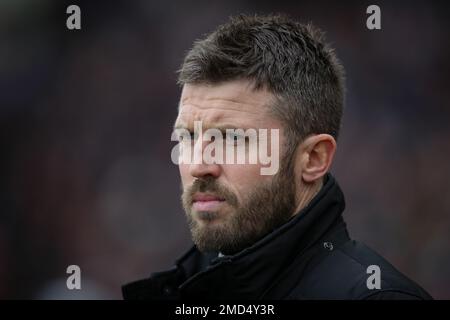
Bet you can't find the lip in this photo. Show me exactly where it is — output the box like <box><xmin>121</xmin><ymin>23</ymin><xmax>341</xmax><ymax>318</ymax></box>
<box><xmin>192</xmin><ymin>193</ymin><xmax>225</xmax><ymax>211</ymax></box>
<box><xmin>192</xmin><ymin>193</ymin><xmax>225</xmax><ymax>202</ymax></box>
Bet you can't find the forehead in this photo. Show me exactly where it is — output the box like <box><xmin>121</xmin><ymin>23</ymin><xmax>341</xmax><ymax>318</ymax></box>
<box><xmin>175</xmin><ymin>80</ymin><xmax>279</xmax><ymax>130</ymax></box>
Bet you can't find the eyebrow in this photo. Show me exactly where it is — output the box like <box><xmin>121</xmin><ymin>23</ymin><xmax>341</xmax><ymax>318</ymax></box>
<box><xmin>173</xmin><ymin>121</ymin><xmax>184</xmax><ymax>130</ymax></box>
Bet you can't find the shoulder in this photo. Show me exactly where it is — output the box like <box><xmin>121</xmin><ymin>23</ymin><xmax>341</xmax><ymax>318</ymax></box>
<box><xmin>288</xmin><ymin>240</ymin><xmax>432</xmax><ymax>300</ymax></box>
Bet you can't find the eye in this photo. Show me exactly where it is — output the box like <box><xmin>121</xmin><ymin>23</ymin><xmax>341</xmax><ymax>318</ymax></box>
<box><xmin>173</xmin><ymin>130</ymin><xmax>197</xmax><ymax>143</ymax></box>
<box><xmin>225</xmin><ymin>132</ymin><xmax>246</xmax><ymax>145</ymax></box>
<box><xmin>187</xmin><ymin>131</ymin><xmax>200</xmax><ymax>144</ymax></box>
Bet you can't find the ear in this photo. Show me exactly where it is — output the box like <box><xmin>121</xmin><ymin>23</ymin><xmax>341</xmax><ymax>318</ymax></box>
<box><xmin>298</xmin><ymin>134</ymin><xmax>337</xmax><ymax>183</ymax></box>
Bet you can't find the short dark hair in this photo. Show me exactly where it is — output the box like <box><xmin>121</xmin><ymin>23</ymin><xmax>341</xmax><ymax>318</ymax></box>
<box><xmin>178</xmin><ymin>14</ymin><xmax>345</xmax><ymax>149</ymax></box>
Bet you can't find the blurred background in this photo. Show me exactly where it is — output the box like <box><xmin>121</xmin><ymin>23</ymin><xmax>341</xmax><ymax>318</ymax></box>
<box><xmin>1</xmin><ymin>0</ymin><xmax>449</xmax><ymax>299</ymax></box>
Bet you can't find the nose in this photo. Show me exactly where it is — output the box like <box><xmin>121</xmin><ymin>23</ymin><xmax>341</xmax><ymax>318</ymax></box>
<box><xmin>189</xmin><ymin>162</ymin><xmax>221</xmax><ymax>179</ymax></box>
<box><xmin>188</xmin><ymin>138</ymin><xmax>221</xmax><ymax>179</ymax></box>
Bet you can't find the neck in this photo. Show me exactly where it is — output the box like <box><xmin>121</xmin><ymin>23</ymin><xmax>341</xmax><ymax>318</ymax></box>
<box><xmin>292</xmin><ymin>178</ymin><xmax>323</xmax><ymax>217</ymax></box>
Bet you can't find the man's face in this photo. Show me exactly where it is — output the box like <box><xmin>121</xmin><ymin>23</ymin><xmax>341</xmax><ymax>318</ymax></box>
<box><xmin>175</xmin><ymin>80</ymin><xmax>297</xmax><ymax>255</ymax></box>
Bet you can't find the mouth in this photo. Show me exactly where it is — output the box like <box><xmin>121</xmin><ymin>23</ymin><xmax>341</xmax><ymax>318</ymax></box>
<box><xmin>192</xmin><ymin>193</ymin><xmax>226</xmax><ymax>211</ymax></box>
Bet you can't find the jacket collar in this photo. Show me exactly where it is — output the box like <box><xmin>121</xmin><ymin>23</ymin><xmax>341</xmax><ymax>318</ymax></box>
<box><xmin>175</xmin><ymin>173</ymin><xmax>346</xmax><ymax>299</ymax></box>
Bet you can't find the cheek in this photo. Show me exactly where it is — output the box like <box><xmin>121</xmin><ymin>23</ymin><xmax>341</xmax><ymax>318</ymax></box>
<box><xmin>179</xmin><ymin>164</ymin><xmax>191</xmax><ymax>185</ymax></box>
<box><xmin>222</xmin><ymin>164</ymin><xmax>272</xmax><ymax>197</ymax></box>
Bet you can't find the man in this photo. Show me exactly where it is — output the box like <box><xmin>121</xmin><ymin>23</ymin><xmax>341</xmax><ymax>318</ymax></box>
<box><xmin>122</xmin><ymin>14</ymin><xmax>432</xmax><ymax>300</ymax></box>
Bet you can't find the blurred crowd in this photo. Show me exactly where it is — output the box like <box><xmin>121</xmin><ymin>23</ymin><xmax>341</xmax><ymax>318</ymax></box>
<box><xmin>1</xmin><ymin>0</ymin><xmax>449</xmax><ymax>299</ymax></box>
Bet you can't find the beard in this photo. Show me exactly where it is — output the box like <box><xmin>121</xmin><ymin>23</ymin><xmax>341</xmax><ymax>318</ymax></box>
<box><xmin>181</xmin><ymin>158</ymin><xmax>297</xmax><ymax>255</ymax></box>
